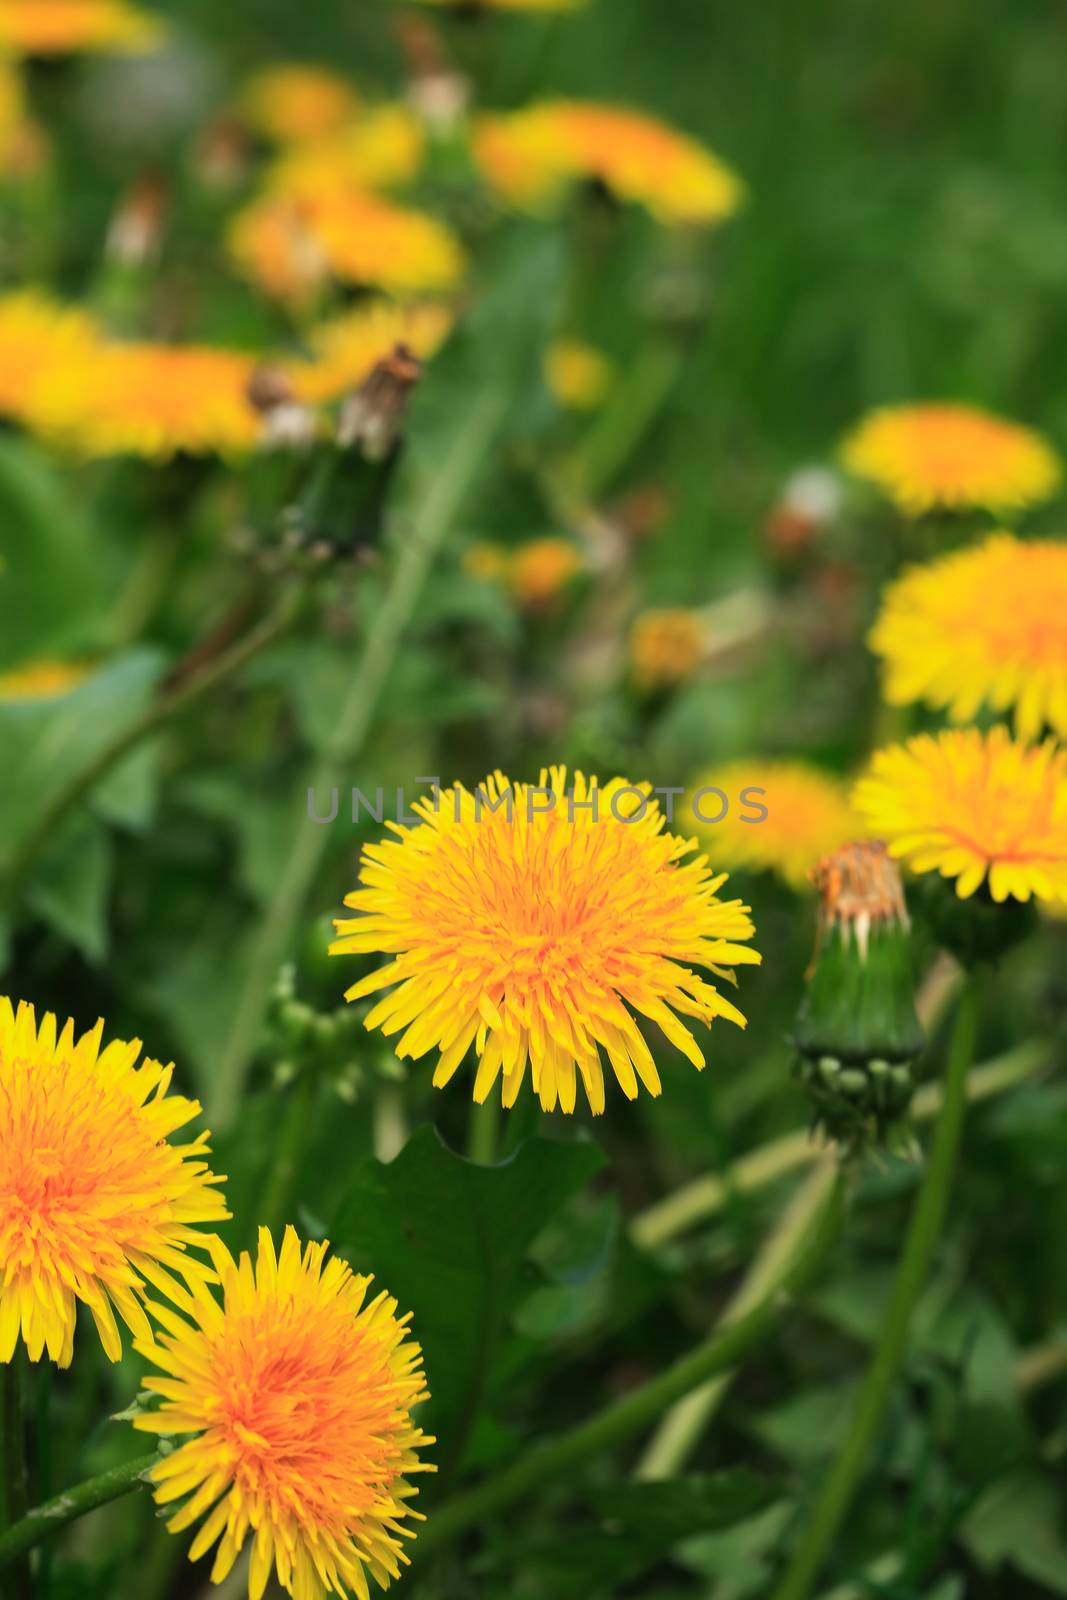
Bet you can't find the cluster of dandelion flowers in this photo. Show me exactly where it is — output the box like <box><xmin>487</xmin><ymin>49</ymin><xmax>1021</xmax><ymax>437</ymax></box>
<box><xmin>840</xmin><ymin>403</ymin><xmax>1061</xmax><ymax>516</ymax></box>
<box><xmin>332</xmin><ymin>769</ymin><xmax>760</xmax><ymax>1115</ymax></box>
<box><xmin>134</xmin><ymin>1226</ymin><xmax>432</xmax><ymax>1598</ymax></box>
<box><xmin>0</xmin><ymin>998</ymin><xmax>227</xmax><ymax>1365</ymax></box>
<box><xmin>853</xmin><ymin>727</ymin><xmax>1067</xmax><ymax>904</ymax></box>
<box><xmin>686</xmin><ymin>761</ymin><xmax>864</xmax><ymax>891</ymax></box>
<box><xmin>0</xmin><ymin>0</ymin><xmax>162</xmax><ymax>53</ymax></box>
<box><xmin>473</xmin><ymin>101</ymin><xmax>744</xmax><ymax>226</ymax></box>
<box><xmin>870</xmin><ymin>533</ymin><xmax>1067</xmax><ymax>741</ymax></box>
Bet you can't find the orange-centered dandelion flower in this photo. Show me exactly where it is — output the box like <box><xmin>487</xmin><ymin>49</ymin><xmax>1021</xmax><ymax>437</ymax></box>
<box><xmin>473</xmin><ymin>101</ymin><xmax>744</xmax><ymax>226</ymax></box>
<box><xmin>871</xmin><ymin>533</ymin><xmax>1067</xmax><ymax>741</ymax></box>
<box><xmin>0</xmin><ymin>291</ymin><xmax>104</xmax><ymax>427</ymax></box>
<box><xmin>630</xmin><ymin>608</ymin><xmax>707</xmax><ymax>691</ymax></box>
<box><xmin>240</xmin><ymin>65</ymin><xmax>359</xmax><ymax>145</ymax></box>
<box><xmin>840</xmin><ymin>403</ymin><xmax>1061</xmax><ymax>516</ymax></box>
<box><xmin>686</xmin><ymin>760</ymin><xmax>864</xmax><ymax>890</ymax></box>
<box><xmin>332</xmin><ymin>768</ymin><xmax>760</xmax><ymax>1114</ymax></box>
<box><xmin>133</xmin><ymin>1226</ymin><xmax>432</xmax><ymax>1599</ymax></box>
<box><xmin>0</xmin><ymin>0</ymin><xmax>162</xmax><ymax>54</ymax></box>
<box><xmin>0</xmin><ymin>998</ymin><xmax>227</xmax><ymax>1367</ymax></box>
<box><xmin>853</xmin><ymin>727</ymin><xmax>1067</xmax><ymax>903</ymax></box>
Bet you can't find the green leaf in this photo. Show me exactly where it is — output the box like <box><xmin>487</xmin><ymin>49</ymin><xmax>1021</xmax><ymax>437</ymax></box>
<box><xmin>333</xmin><ymin>1126</ymin><xmax>603</xmax><ymax>1473</ymax></box>
<box><xmin>962</xmin><ymin>1472</ymin><xmax>1067</xmax><ymax>1595</ymax></box>
<box><xmin>517</xmin><ymin>1473</ymin><xmax>773</xmax><ymax>1600</ymax></box>
<box><xmin>24</xmin><ymin>817</ymin><xmax>113</xmax><ymax>964</ymax></box>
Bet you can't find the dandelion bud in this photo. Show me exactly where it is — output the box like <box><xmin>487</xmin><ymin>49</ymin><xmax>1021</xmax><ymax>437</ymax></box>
<box><xmin>105</xmin><ymin>171</ymin><xmax>167</xmax><ymax>267</ymax></box>
<box><xmin>247</xmin><ymin>361</ymin><xmax>317</xmax><ymax>450</ymax></box>
<box><xmin>794</xmin><ymin>840</ymin><xmax>924</xmax><ymax>1146</ymax></box>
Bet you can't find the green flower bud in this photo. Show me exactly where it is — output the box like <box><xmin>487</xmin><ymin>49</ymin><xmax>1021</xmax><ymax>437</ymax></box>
<box><xmin>794</xmin><ymin>840</ymin><xmax>924</xmax><ymax>1148</ymax></box>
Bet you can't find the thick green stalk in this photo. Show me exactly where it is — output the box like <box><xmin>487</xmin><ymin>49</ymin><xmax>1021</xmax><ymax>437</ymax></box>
<box><xmin>412</xmin><ymin>1171</ymin><xmax>845</xmax><ymax>1568</ymax></box>
<box><xmin>0</xmin><ymin>1450</ymin><xmax>157</xmax><ymax>1571</ymax></box>
<box><xmin>634</xmin><ymin>1158</ymin><xmax>841</xmax><ymax>1479</ymax></box>
<box><xmin>770</xmin><ymin>979</ymin><xmax>980</xmax><ymax>1600</ymax></box>
<box><xmin>630</xmin><ymin>1039</ymin><xmax>1045</xmax><ymax>1251</ymax></box>
<box><xmin>466</xmin><ymin>1096</ymin><xmax>500</xmax><ymax>1166</ymax></box>
<box><xmin>1</xmin><ymin>585</ymin><xmax>302</xmax><ymax>901</ymax></box>
<box><xmin>208</xmin><ymin>389</ymin><xmax>505</xmax><ymax>1128</ymax></box>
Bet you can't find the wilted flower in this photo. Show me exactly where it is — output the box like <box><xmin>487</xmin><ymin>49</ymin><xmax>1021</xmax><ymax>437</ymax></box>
<box><xmin>338</xmin><ymin>342</ymin><xmax>423</xmax><ymax>459</ymax></box>
<box><xmin>473</xmin><ymin>101</ymin><xmax>744</xmax><ymax>225</ymax></box>
<box><xmin>239</xmin><ymin>64</ymin><xmax>359</xmax><ymax>145</ymax></box>
<box><xmin>545</xmin><ymin>339</ymin><xmax>613</xmax><ymax>409</ymax></box>
<box><xmin>870</xmin><ymin>533</ymin><xmax>1067</xmax><ymax>741</ymax></box>
<box><xmin>105</xmin><ymin>171</ymin><xmax>167</xmax><ymax>266</ymax></box>
<box><xmin>0</xmin><ymin>998</ymin><xmax>226</xmax><ymax>1366</ymax></box>
<box><xmin>794</xmin><ymin>841</ymin><xmax>923</xmax><ymax>1146</ymax></box>
<box><xmin>0</xmin><ymin>0</ymin><xmax>162</xmax><ymax>54</ymax></box>
<box><xmin>853</xmin><ymin>726</ymin><xmax>1067</xmax><ymax>904</ymax></box>
<box><xmin>840</xmin><ymin>403</ymin><xmax>1061</xmax><ymax>516</ymax></box>
<box><xmin>687</xmin><ymin>760</ymin><xmax>864</xmax><ymax>890</ymax></box>
<box><xmin>133</xmin><ymin>1226</ymin><xmax>432</xmax><ymax>1598</ymax></box>
<box><xmin>332</xmin><ymin>768</ymin><xmax>760</xmax><ymax>1114</ymax></box>
<box><xmin>629</xmin><ymin>607</ymin><xmax>707</xmax><ymax>692</ymax></box>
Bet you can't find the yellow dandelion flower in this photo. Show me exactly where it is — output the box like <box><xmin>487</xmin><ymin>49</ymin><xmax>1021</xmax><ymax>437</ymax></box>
<box><xmin>0</xmin><ymin>0</ymin><xmax>162</xmax><ymax>54</ymax></box>
<box><xmin>853</xmin><ymin>726</ymin><xmax>1067</xmax><ymax>903</ymax></box>
<box><xmin>269</xmin><ymin>105</ymin><xmax>425</xmax><ymax>198</ymax></box>
<box><xmin>0</xmin><ymin>291</ymin><xmax>104</xmax><ymax>426</ymax></box>
<box><xmin>687</xmin><ymin>761</ymin><xmax>864</xmax><ymax>890</ymax></box>
<box><xmin>509</xmin><ymin>536</ymin><xmax>583</xmax><ymax>607</ymax></box>
<box><xmin>133</xmin><ymin>1225</ymin><xmax>432</xmax><ymax>1599</ymax></box>
<box><xmin>40</xmin><ymin>341</ymin><xmax>262</xmax><ymax>459</ymax></box>
<box><xmin>473</xmin><ymin>101</ymin><xmax>744</xmax><ymax>226</ymax></box>
<box><xmin>0</xmin><ymin>657</ymin><xmax>93</xmax><ymax>701</ymax></box>
<box><xmin>288</xmin><ymin>298</ymin><xmax>454</xmax><ymax>405</ymax></box>
<box><xmin>871</xmin><ymin>533</ymin><xmax>1067</xmax><ymax>741</ymax></box>
<box><xmin>240</xmin><ymin>65</ymin><xmax>359</xmax><ymax>145</ymax></box>
<box><xmin>545</xmin><ymin>338</ymin><xmax>612</xmax><ymax>409</ymax></box>
<box><xmin>840</xmin><ymin>403</ymin><xmax>1061</xmax><ymax>516</ymax></box>
<box><xmin>630</xmin><ymin>608</ymin><xmax>707</xmax><ymax>691</ymax></box>
<box><xmin>0</xmin><ymin>998</ymin><xmax>227</xmax><ymax>1367</ymax></box>
<box><xmin>229</xmin><ymin>189</ymin><xmax>464</xmax><ymax>303</ymax></box>
<box><xmin>332</xmin><ymin>768</ymin><xmax>760</xmax><ymax>1114</ymax></box>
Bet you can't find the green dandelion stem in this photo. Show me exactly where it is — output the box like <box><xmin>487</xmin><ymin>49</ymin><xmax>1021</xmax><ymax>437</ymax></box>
<box><xmin>770</xmin><ymin>976</ymin><xmax>980</xmax><ymax>1600</ymax></box>
<box><xmin>413</xmin><ymin>1168</ymin><xmax>846</xmax><ymax>1567</ymax></box>
<box><xmin>208</xmin><ymin>386</ymin><xmax>507</xmax><ymax>1130</ymax></box>
<box><xmin>0</xmin><ymin>1450</ymin><xmax>157</xmax><ymax>1571</ymax></box>
<box><xmin>1</xmin><ymin>1357</ymin><xmax>31</xmax><ymax>1597</ymax></box>
<box><xmin>1</xmin><ymin>584</ymin><xmax>304</xmax><ymax>902</ymax></box>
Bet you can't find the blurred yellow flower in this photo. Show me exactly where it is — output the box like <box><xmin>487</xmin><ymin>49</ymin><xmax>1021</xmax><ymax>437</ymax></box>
<box><xmin>0</xmin><ymin>998</ymin><xmax>226</xmax><ymax>1367</ymax></box>
<box><xmin>463</xmin><ymin>541</ymin><xmax>510</xmax><ymax>582</ymax></box>
<box><xmin>853</xmin><ymin>726</ymin><xmax>1067</xmax><ymax>903</ymax></box>
<box><xmin>0</xmin><ymin>0</ymin><xmax>162</xmax><ymax>53</ymax></box>
<box><xmin>229</xmin><ymin>188</ymin><xmax>465</xmax><ymax>303</ymax></box>
<box><xmin>474</xmin><ymin>101</ymin><xmax>744</xmax><ymax>225</ymax></box>
<box><xmin>333</xmin><ymin>768</ymin><xmax>759</xmax><ymax>1113</ymax></box>
<box><xmin>288</xmin><ymin>298</ymin><xmax>454</xmax><ymax>405</ymax></box>
<box><xmin>42</xmin><ymin>341</ymin><xmax>263</xmax><ymax>459</ymax></box>
<box><xmin>240</xmin><ymin>64</ymin><xmax>359</xmax><ymax>144</ymax></box>
<box><xmin>0</xmin><ymin>292</ymin><xmax>104</xmax><ymax>423</ymax></box>
<box><xmin>0</xmin><ymin>657</ymin><xmax>93</xmax><ymax>701</ymax></box>
<box><xmin>630</xmin><ymin>607</ymin><xmax>707</xmax><ymax>691</ymax></box>
<box><xmin>134</xmin><ymin>1226</ymin><xmax>432</xmax><ymax>1597</ymax></box>
<box><xmin>509</xmin><ymin>536</ymin><xmax>583</xmax><ymax>607</ymax></box>
<box><xmin>269</xmin><ymin>104</ymin><xmax>425</xmax><ymax>196</ymax></box>
<box><xmin>688</xmin><ymin>760</ymin><xmax>863</xmax><ymax>890</ymax></box>
<box><xmin>841</xmin><ymin>403</ymin><xmax>1061</xmax><ymax>516</ymax></box>
<box><xmin>871</xmin><ymin>533</ymin><xmax>1067</xmax><ymax>741</ymax></box>
<box><xmin>545</xmin><ymin>338</ymin><xmax>612</xmax><ymax>409</ymax></box>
